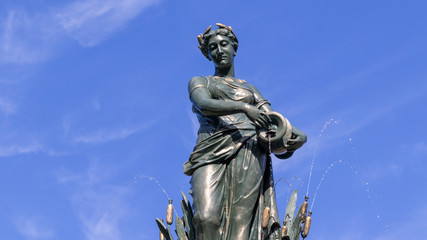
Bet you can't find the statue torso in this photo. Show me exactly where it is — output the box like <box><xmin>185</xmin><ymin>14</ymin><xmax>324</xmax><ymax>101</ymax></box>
<box><xmin>192</xmin><ymin>76</ymin><xmax>256</xmax><ymax>143</ymax></box>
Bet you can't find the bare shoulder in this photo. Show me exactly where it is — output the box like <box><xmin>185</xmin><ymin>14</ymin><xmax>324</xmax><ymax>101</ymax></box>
<box><xmin>188</xmin><ymin>76</ymin><xmax>208</xmax><ymax>93</ymax></box>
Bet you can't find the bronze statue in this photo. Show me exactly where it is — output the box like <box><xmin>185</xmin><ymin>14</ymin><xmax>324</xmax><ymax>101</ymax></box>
<box><xmin>182</xmin><ymin>23</ymin><xmax>307</xmax><ymax>240</ymax></box>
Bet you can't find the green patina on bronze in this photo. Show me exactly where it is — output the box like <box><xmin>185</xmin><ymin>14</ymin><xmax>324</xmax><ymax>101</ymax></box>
<box><xmin>156</xmin><ymin>23</ymin><xmax>307</xmax><ymax>240</ymax></box>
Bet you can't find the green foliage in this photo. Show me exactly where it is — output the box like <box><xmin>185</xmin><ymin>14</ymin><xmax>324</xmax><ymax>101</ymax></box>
<box><xmin>155</xmin><ymin>192</ymin><xmax>196</xmax><ymax>240</ymax></box>
<box><xmin>155</xmin><ymin>190</ymin><xmax>308</xmax><ymax>240</ymax></box>
<box><xmin>155</xmin><ymin>218</ymin><xmax>173</xmax><ymax>240</ymax></box>
<box><xmin>282</xmin><ymin>190</ymin><xmax>305</xmax><ymax>240</ymax></box>
<box><xmin>180</xmin><ymin>191</ymin><xmax>196</xmax><ymax>240</ymax></box>
<box><xmin>175</xmin><ymin>216</ymin><xmax>186</xmax><ymax>240</ymax></box>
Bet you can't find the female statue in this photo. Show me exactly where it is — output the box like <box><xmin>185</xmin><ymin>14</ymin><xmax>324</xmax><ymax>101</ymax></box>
<box><xmin>183</xmin><ymin>23</ymin><xmax>306</xmax><ymax>240</ymax></box>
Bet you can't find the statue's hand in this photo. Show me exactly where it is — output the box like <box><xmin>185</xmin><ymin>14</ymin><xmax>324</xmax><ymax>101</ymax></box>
<box><xmin>285</xmin><ymin>127</ymin><xmax>307</xmax><ymax>151</ymax></box>
<box><xmin>245</xmin><ymin>105</ymin><xmax>271</xmax><ymax>130</ymax></box>
<box><xmin>286</xmin><ymin>138</ymin><xmax>305</xmax><ymax>151</ymax></box>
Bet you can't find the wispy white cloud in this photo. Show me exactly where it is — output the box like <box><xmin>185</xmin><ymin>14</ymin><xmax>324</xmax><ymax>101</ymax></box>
<box><xmin>56</xmin><ymin>162</ymin><xmax>104</xmax><ymax>185</ymax></box>
<box><xmin>56</xmin><ymin>163</ymin><xmax>130</xmax><ymax>240</ymax></box>
<box><xmin>0</xmin><ymin>0</ymin><xmax>161</xmax><ymax>65</ymax></box>
<box><xmin>0</xmin><ymin>138</ymin><xmax>66</xmax><ymax>157</ymax></box>
<box><xmin>15</xmin><ymin>215</ymin><xmax>55</xmax><ymax>239</ymax></box>
<box><xmin>81</xmin><ymin>213</ymin><xmax>123</xmax><ymax>240</ymax></box>
<box><xmin>55</xmin><ymin>0</ymin><xmax>161</xmax><ymax>47</ymax></box>
<box><xmin>73</xmin><ymin>126</ymin><xmax>143</xmax><ymax>145</ymax></box>
<box><xmin>0</xmin><ymin>97</ymin><xmax>17</xmax><ymax>115</ymax></box>
<box><xmin>63</xmin><ymin>98</ymin><xmax>154</xmax><ymax>145</ymax></box>
<box><xmin>410</xmin><ymin>142</ymin><xmax>427</xmax><ymax>156</ymax></box>
<box><xmin>0</xmin><ymin>10</ymin><xmax>57</xmax><ymax>64</ymax></box>
<box><xmin>0</xmin><ymin>0</ymin><xmax>160</xmax><ymax>120</ymax></box>
<box><xmin>0</xmin><ymin>143</ymin><xmax>43</xmax><ymax>157</ymax></box>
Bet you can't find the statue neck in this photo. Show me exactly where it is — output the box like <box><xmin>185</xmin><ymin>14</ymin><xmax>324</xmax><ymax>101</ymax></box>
<box><xmin>214</xmin><ymin>65</ymin><xmax>235</xmax><ymax>78</ymax></box>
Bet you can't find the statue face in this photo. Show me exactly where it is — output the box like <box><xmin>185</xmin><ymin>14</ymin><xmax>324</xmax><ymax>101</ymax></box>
<box><xmin>208</xmin><ymin>34</ymin><xmax>235</xmax><ymax>69</ymax></box>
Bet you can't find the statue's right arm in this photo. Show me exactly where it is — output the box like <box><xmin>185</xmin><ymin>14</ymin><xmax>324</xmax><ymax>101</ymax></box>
<box><xmin>188</xmin><ymin>77</ymin><xmax>249</xmax><ymax>116</ymax></box>
<box><xmin>188</xmin><ymin>77</ymin><xmax>270</xmax><ymax>129</ymax></box>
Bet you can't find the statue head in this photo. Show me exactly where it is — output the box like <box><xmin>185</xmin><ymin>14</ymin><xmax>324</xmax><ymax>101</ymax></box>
<box><xmin>197</xmin><ymin>23</ymin><xmax>239</xmax><ymax>61</ymax></box>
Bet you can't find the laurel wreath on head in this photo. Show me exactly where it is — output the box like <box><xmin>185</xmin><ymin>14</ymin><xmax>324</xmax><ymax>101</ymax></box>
<box><xmin>197</xmin><ymin>23</ymin><xmax>238</xmax><ymax>61</ymax></box>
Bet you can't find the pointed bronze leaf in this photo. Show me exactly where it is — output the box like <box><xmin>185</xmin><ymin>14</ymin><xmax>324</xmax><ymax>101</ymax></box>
<box><xmin>155</xmin><ymin>218</ymin><xmax>173</xmax><ymax>240</ymax></box>
<box><xmin>228</xmin><ymin>26</ymin><xmax>234</xmax><ymax>34</ymax></box>
<box><xmin>180</xmin><ymin>191</ymin><xmax>195</xmax><ymax>240</ymax></box>
<box><xmin>284</xmin><ymin>190</ymin><xmax>298</xmax><ymax>225</ymax></box>
<box><xmin>204</xmin><ymin>25</ymin><xmax>212</xmax><ymax>34</ymax></box>
<box><xmin>175</xmin><ymin>216</ymin><xmax>186</xmax><ymax>240</ymax></box>
<box><xmin>216</xmin><ymin>23</ymin><xmax>227</xmax><ymax>28</ymax></box>
<box><xmin>290</xmin><ymin>205</ymin><xmax>303</xmax><ymax>240</ymax></box>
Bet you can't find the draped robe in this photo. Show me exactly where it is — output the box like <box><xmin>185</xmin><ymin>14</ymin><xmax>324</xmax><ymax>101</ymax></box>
<box><xmin>184</xmin><ymin>76</ymin><xmax>281</xmax><ymax>240</ymax></box>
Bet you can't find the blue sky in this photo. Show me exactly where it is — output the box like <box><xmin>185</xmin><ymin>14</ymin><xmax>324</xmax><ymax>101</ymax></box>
<box><xmin>0</xmin><ymin>0</ymin><xmax>426</xmax><ymax>239</ymax></box>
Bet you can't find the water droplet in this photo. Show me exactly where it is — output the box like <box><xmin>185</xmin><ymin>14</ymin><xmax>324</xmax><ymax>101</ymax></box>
<box><xmin>134</xmin><ymin>175</ymin><xmax>171</xmax><ymax>200</ymax></box>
